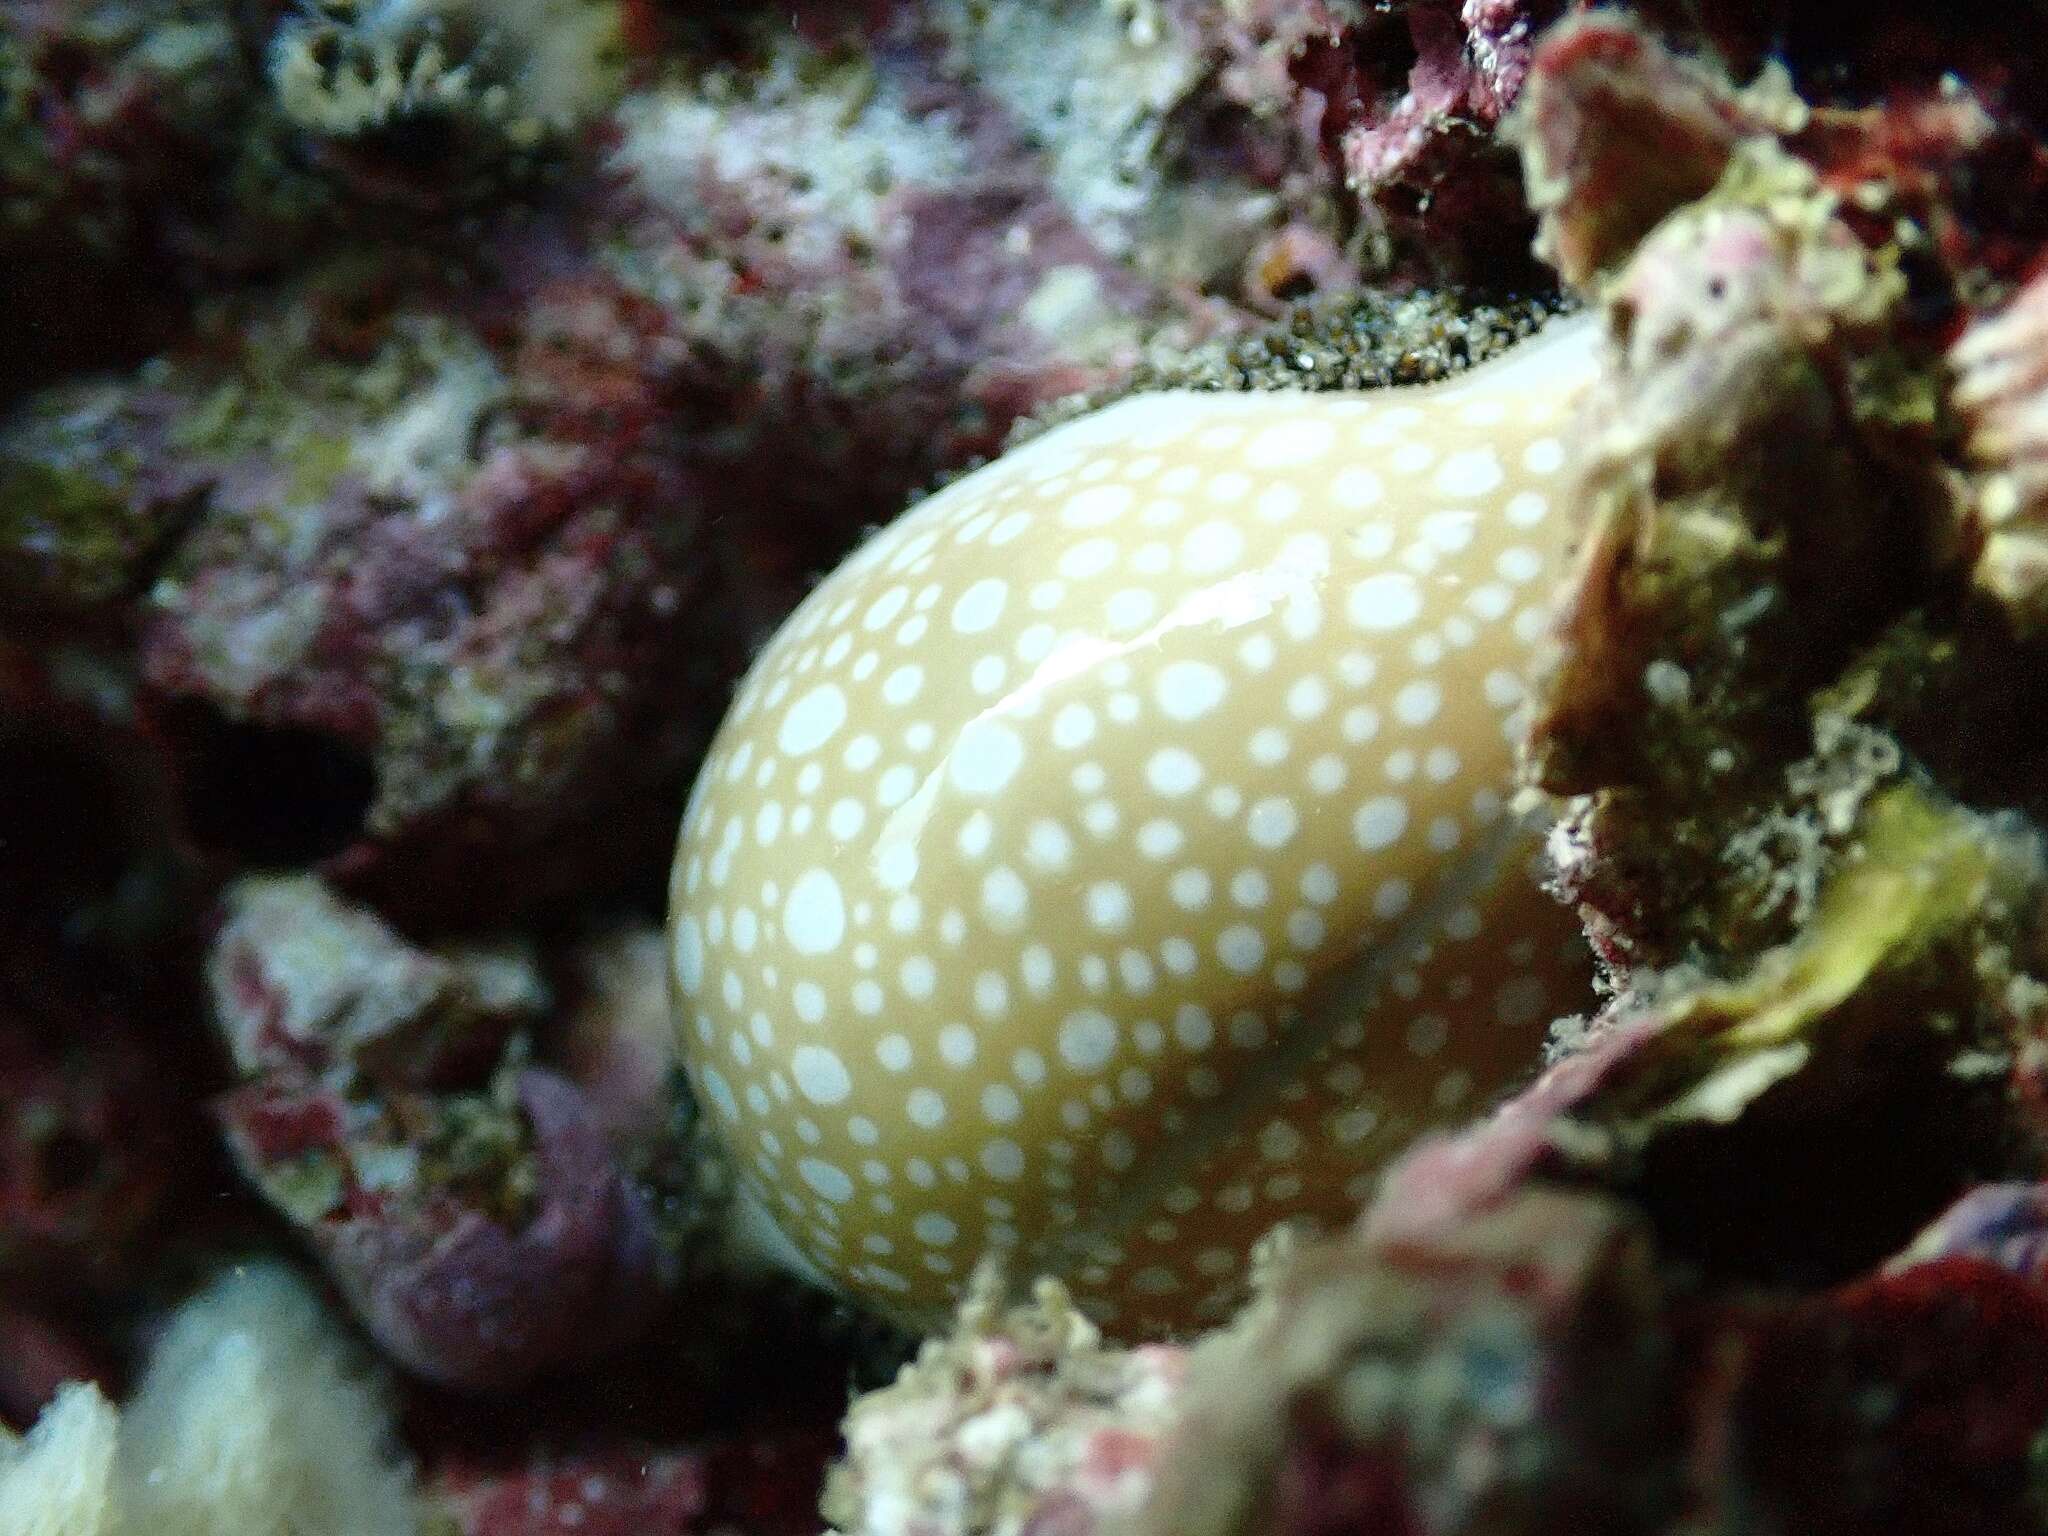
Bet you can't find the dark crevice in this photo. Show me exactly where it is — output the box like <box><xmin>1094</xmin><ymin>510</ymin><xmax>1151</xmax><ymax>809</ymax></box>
<box><xmin>1611</xmin><ymin>1014</ymin><xmax>2021</xmax><ymax>1293</ymax></box>
<box><xmin>0</xmin><ymin>728</ymin><xmax>135</xmax><ymax>921</ymax></box>
<box><xmin>156</xmin><ymin>701</ymin><xmax>378</xmax><ymax>868</ymax></box>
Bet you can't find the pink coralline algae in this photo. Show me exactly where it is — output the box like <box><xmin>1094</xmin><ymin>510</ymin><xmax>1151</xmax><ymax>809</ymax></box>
<box><xmin>1</xmin><ymin>0</ymin><xmax>1594</xmax><ymax>934</ymax></box>
<box><xmin>819</xmin><ymin>857</ymin><xmax>2048</xmax><ymax>1536</ymax></box>
<box><xmin>0</xmin><ymin>0</ymin><xmax>256</xmax><ymax>391</ymax></box>
<box><xmin>6</xmin><ymin>0</ymin><xmax>1395</xmax><ymax>922</ymax></box>
<box><xmin>820</xmin><ymin>1046</ymin><xmax>2048</xmax><ymax>1536</ymax></box>
<box><xmin>208</xmin><ymin>876</ymin><xmax>666</xmax><ymax>1391</ymax></box>
<box><xmin>1951</xmin><ymin>268</ymin><xmax>2048</xmax><ymax>629</ymax></box>
<box><xmin>19</xmin><ymin>0</ymin><xmax>2048</xmax><ymax>1530</ymax></box>
<box><xmin>208</xmin><ymin>873</ymin><xmax>548</xmax><ymax>1091</ymax></box>
<box><xmin>1138</xmin><ymin>1189</ymin><xmax>1677</xmax><ymax>1536</ymax></box>
<box><xmin>1307</xmin><ymin>0</ymin><xmax>1572</xmax><ymax>281</ymax></box>
<box><xmin>1128</xmin><ymin>1145</ymin><xmax>2048</xmax><ymax>1536</ymax></box>
<box><xmin>1508</xmin><ymin>10</ymin><xmax>1801</xmax><ymax>288</ymax></box>
<box><xmin>274</xmin><ymin>1066</ymin><xmax>662</xmax><ymax>1393</ymax></box>
<box><xmin>115</xmin><ymin>276</ymin><xmax>740</xmax><ymax>921</ymax></box>
<box><xmin>824</xmin><ymin>1273</ymin><xmax>1188</xmax><ymax>1536</ymax></box>
<box><xmin>428</xmin><ymin>1434</ymin><xmax>840</xmax><ymax>1536</ymax></box>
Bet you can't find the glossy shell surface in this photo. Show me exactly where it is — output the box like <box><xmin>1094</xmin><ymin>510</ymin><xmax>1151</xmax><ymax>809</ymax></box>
<box><xmin>670</xmin><ymin>320</ymin><xmax>1600</xmax><ymax>1330</ymax></box>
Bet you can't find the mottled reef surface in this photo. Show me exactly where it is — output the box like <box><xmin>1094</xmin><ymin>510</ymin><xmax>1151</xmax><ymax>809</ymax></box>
<box><xmin>11</xmin><ymin>1</ymin><xmax>2048</xmax><ymax>1532</ymax></box>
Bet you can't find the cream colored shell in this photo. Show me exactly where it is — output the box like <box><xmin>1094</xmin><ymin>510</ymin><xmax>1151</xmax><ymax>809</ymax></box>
<box><xmin>669</xmin><ymin>317</ymin><xmax>1600</xmax><ymax>1333</ymax></box>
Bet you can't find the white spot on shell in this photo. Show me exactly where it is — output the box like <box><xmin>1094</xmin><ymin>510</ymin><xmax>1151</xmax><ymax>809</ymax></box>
<box><xmin>980</xmin><ymin>1139</ymin><xmax>1025</xmax><ymax>1180</ymax></box>
<box><xmin>1156</xmin><ymin>660</ymin><xmax>1228</xmax><ymax>721</ymax></box>
<box><xmin>1061</xmin><ymin>485</ymin><xmax>1133</xmax><ymax>527</ymax></box>
<box><xmin>1026</xmin><ymin>818</ymin><xmax>1074</xmax><ymax>871</ymax></box>
<box><xmin>1106</xmin><ymin>588</ymin><xmax>1157</xmax><ymax>630</ymax></box>
<box><xmin>882</xmin><ymin>665</ymin><xmax>924</xmax><ymax>706</ymax></box>
<box><xmin>1059</xmin><ymin>1010</ymin><xmax>1117</xmax><ymax>1072</ymax></box>
<box><xmin>1146</xmin><ymin>748</ymin><xmax>1203</xmax><ymax>796</ymax></box>
<box><xmin>1086</xmin><ymin>882</ymin><xmax>1134</xmax><ymax>931</ymax></box>
<box><xmin>914</xmin><ymin>1212</ymin><xmax>958</xmax><ymax>1245</ymax></box>
<box><xmin>798</xmin><ymin>1159</ymin><xmax>853</xmax><ymax>1203</ymax></box>
<box><xmin>674</xmin><ymin>916</ymin><xmax>704</xmax><ymax>995</ymax></box>
<box><xmin>1395</xmin><ymin>680</ymin><xmax>1442</xmax><ymax>726</ymax></box>
<box><xmin>1052</xmin><ymin>704</ymin><xmax>1097</xmax><ymax>750</ymax></box>
<box><xmin>1348</xmin><ymin>573</ymin><xmax>1423</xmax><ymax>631</ymax></box>
<box><xmin>1496</xmin><ymin>975</ymin><xmax>1548</xmax><ymax>1028</ymax></box>
<box><xmin>956</xmin><ymin>812</ymin><xmax>993</xmax><ymax>860</ymax></box>
<box><xmin>1245</xmin><ymin>417</ymin><xmax>1336</xmax><ymax>467</ymax></box>
<box><xmin>874</xmin><ymin>842</ymin><xmax>919</xmax><ymax>891</ymax></box>
<box><xmin>1247</xmin><ymin>797</ymin><xmax>1298</xmax><ymax>849</ymax></box>
<box><xmin>792</xmin><ymin>1046</ymin><xmax>852</xmax><ymax>1105</ymax></box>
<box><xmin>1333</xmin><ymin>466</ymin><xmax>1384</xmax><ymax>508</ymax></box>
<box><xmin>949</xmin><ymin>719</ymin><xmax>1025</xmax><ymax>796</ymax></box>
<box><xmin>876</xmin><ymin>764</ymin><xmax>916</xmax><ymax>806</ymax></box>
<box><xmin>1181</xmin><ymin>520</ymin><xmax>1246</xmax><ymax>574</ymax></box>
<box><xmin>863</xmin><ymin>588</ymin><xmax>909</xmax><ymax>631</ymax></box>
<box><xmin>901</xmin><ymin>954</ymin><xmax>938</xmax><ymax>999</ymax></box>
<box><xmin>828</xmin><ymin>799</ymin><xmax>866</xmax><ymax>840</ymax></box>
<box><xmin>1217</xmin><ymin>925</ymin><xmax>1265</xmax><ymax>974</ymax></box>
<box><xmin>1021</xmin><ymin>946</ymin><xmax>1056</xmax><ymax>995</ymax></box>
<box><xmin>1433</xmin><ymin>448</ymin><xmax>1503</xmax><ymax>497</ymax></box>
<box><xmin>1137</xmin><ymin>819</ymin><xmax>1183</xmax><ymax>859</ymax></box>
<box><xmin>1354</xmin><ymin>797</ymin><xmax>1407</xmax><ymax>851</ymax></box>
<box><xmin>982</xmin><ymin>867</ymin><xmax>1029</xmax><ymax>928</ymax></box>
<box><xmin>778</xmin><ymin>685</ymin><xmax>847</xmax><ymax>755</ymax></box>
<box><xmin>700</xmin><ymin>1065</ymin><xmax>738</xmax><ymax>1120</ymax></box>
<box><xmin>951</xmin><ymin>578</ymin><xmax>1009</xmax><ymax>635</ymax></box>
<box><xmin>784</xmin><ymin>870</ymin><xmax>846</xmax><ymax>955</ymax></box>
<box><xmin>1060</xmin><ymin>538</ymin><xmax>1119</xmax><ymax>580</ymax></box>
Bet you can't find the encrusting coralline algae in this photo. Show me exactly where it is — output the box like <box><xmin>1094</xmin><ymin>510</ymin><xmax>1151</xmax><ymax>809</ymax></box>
<box><xmin>13</xmin><ymin>2</ymin><xmax>2048</xmax><ymax>1533</ymax></box>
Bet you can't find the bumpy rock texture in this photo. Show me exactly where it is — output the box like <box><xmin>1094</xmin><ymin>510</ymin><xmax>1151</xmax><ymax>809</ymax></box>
<box><xmin>13</xmin><ymin>0</ymin><xmax>2048</xmax><ymax>1530</ymax></box>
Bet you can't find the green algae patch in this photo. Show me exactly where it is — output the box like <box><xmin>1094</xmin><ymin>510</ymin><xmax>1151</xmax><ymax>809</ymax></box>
<box><xmin>1647</xmin><ymin>784</ymin><xmax>2028</xmax><ymax>1134</ymax></box>
<box><xmin>0</xmin><ymin>450</ymin><xmax>190</xmax><ymax>614</ymax></box>
<box><xmin>1697</xmin><ymin>785</ymin><xmax>2009</xmax><ymax>1056</ymax></box>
